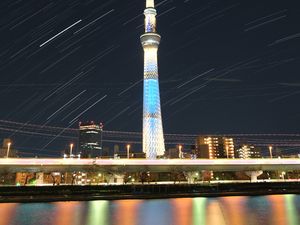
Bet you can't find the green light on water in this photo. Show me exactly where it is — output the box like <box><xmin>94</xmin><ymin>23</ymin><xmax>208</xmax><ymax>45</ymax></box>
<box><xmin>285</xmin><ymin>194</ymin><xmax>298</xmax><ymax>225</ymax></box>
<box><xmin>193</xmin><ymin>197</ymin><xmax>207</xmax><ymax>225</ymax></box>
<box><xmin>86</xmin><ymin>200</ymin><xmax>109</xmax><ymax>225</ymax></box>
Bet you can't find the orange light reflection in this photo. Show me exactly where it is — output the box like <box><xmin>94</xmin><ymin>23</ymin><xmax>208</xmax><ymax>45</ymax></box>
<box><xmin>207</xmin><ymin>200</ymin><xmax>226</xmax><ymax>225</ymax></box>
<box><xmin>52</xmin><ymin>202</ymin><xmax>81</xmax><ymax>225</ymax></box>
<box><xmin>219</xmin><ymin>196</ymin><xmax>247</xmax><ymax>225</ymax></box>
<box><xmin>268</xmin><ymin>195</ymin><xmax>287</xmax><ymax>225</ymax></box>
<box><xmin>112</xmin><ymin>200</ymin><xmax>141</xmax><ymax>225</ymax></box>
<box><xmin>0</xmin><ymin>203</ymin><xmax>17</xmax><ymax>225</ymax></box>
<box><xmin>171</xmin><ymin>198</ymin><xmax>192</xmax><ymax>225</ymax></box>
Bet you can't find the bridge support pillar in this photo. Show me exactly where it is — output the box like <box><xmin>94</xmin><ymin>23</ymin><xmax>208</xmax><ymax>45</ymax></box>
<box><xmin>184</xmin><ymin>171</ymin><xmax>199</xmax><ymax>184</ymax></box>
<box><xmin>105</xmin><ymin>173</ymin><xmax>125</xmax><ymax>184</ymax></box>
<box><xmin>35</xmin><ymin>172</ymin><xmax>44</xmax><ymax>185</ymax></box>
<box><xmin>104</xmin><ymin>173</ymin><xmax>114</xmax><ymax>184</ymax></box>
<box><xmin>114</xmin><ymin>174</ymin><xmax>125</xmax><ymax>184</ymax></box>
<box><xmin>245</xmin><ymin>171</ymin><xmax>263</xmax><ymax>182</ymax></box>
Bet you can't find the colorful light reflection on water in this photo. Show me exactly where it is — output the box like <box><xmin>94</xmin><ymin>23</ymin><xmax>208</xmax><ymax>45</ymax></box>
<box><xmin>0</xmin><ymin>195</ymin><xmax>299</xmax><ymax>225</ymax></box>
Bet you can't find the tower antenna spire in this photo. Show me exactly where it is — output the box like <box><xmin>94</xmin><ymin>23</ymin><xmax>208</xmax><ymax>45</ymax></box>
<box><xmin>146</xmin><ymin>0</ymin><xmax>155</xmax><ymax>8</ymax></box>
<box><xmin>141</xmin><ymin>0</ymin><xmax>165</xmax><ymax>159</ymax></box>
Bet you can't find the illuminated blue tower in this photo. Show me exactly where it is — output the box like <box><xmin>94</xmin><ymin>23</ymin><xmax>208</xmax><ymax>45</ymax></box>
<box><xmin>141</xmin><ymin>0</ymin><xmax>165</xmax><ymax>159</ymax></box>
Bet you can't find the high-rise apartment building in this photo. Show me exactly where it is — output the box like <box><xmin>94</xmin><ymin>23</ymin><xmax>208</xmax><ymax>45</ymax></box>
<box><xmin>196</xmin><ymin>136</ymin><xmax>235</xmax><ymax>159</ymax></box>
<box><xmin>235</xmin><ymin>145</ymin><xmax>261</xmax><ymax>159</ymax></box>
<box><xmin>79</xmin><ymin>121</ymin><xmax>103</xmax><ymax>158</ymax></box>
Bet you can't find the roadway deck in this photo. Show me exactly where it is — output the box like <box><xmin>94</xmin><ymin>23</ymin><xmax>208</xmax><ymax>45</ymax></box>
<box><xmin>0</xmin><ymin>158</ymin><xmax>299</xmax><ymax>173</ymax></box>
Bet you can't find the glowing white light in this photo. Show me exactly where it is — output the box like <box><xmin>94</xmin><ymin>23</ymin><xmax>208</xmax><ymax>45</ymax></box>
<box><xmin>146</xmin><ymin>0</ymin><xmax>154</xmax><ymax>8</ymax></box>
<box><xmin>142</xmin><ymin>0</ymin><xmax>165</xmax><ymax>159</ymax></box>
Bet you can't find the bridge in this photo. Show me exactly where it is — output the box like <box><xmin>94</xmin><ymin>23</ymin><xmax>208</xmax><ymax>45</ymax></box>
<box><xmin>1</xmin><ymin>158</ymin><xmax>300</xmax><ymax>173</ymax></box>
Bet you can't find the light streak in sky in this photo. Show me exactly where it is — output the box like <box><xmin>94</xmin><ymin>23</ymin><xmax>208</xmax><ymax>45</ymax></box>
<box><xmin>170</xmin><ymin>84</ymin><xmax>207</xmax><ymax>105</ymax></box>
<box><xmin>61</xmin><ymin>93</ymin><xmax>100</xmax><ymax>121</ymax></box>
<box><xmin>157</xmin><ymin>7</ymin><xmax>176</xmax><ymax>18</ymax></box>
<box><xmin>47</xmin><ymin>90</ymin><xmax>87</xmax><ymax>121</ymax></box>
<box><xmin>105</xmin><ymin>106</ymin><xmax>131</xmax><ymax>125</ymax></box>
<box><xmin>69</xmin><ymin>95</ymin><xmax>108</xmax><ymax>124</ymax></box>
<box><xmin>39</xmin><ymin>19</ymin><xmax>82</xmax><ymax>47</ymax></box>
<box><xmin>156</xmin><ymin>0</ymin><xmax>172</xmax><ymax>7</ymax></box>
<box><xmin>74</xmin><ymin>9</ymin><xmax>114</xmax><ymax>34</ymax></box>
<box><xmin>9</xmin><ymin>3</ymin><xmax>54</xmax><ymax>30</ymax></box>
<box><xmin>244</xmin><ymin>15</ymin><xmax>287</xmax><ymax>32</ymax></box>
<box><xmin>177</xmin><ymin>68</ymin><xmax>215</xmax><ymax>88</ymax></box>
<box><xmin>40</xmin><ymin>46</ymin><xmax>81</xmax><ymax>73</ymax></box>
<box><xmin>43</xmin><ymin>67</ymin><xmax>95</xmax><ymax>101</ymax></box>
<box><xmin>245</xmin><ymin>9</ymin><xmax>287</xmax><ymax>26</ymax></box>
<box><xmin>269</xmin><ymin>32</ymin><xmax>300</xmax><ymax>46</ymax></box>
<box><xmin>118</xmin><ymin>79</ymin><xmax>142</xmax><ymax>96</ymax></box>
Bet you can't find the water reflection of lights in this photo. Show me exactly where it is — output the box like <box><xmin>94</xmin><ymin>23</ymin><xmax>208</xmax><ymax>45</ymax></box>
<box><xmin>86</xmin><ymin>201</ymin><xmax>109</xmax><ymax>225</ymax></box>
<box><xmin>192</xmin><ymin>198</ymin><xmax>207</xmax><ymax>225</ymax></box>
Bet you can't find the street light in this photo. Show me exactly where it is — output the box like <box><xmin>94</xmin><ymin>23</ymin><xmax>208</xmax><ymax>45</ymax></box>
<box><xmin>282</xmin><ymin>171</ymin><xmax>286</xmax><ymax>180</ymax></box>
<box><xmin>178</xmin><ymin>145</ymin><xmax>183</xmax><ymax>159</ymax></box>
<box><xmin>126</xmin><ymin>144</ymin><xmax>130</xmax><ymax>159</ymax></box>
<box><xmin>6</xmin><ymin>142</ymin><xmax>11</xmax><ymax>158</ymax></box>
<box><xmin>226</xmin><ymin>145</ymin><xmax>229</xmax><ymax>159</ymax></box>
<box><xmin>70</xmin><ymin>143</ymin><xmax>74</xmax><ymax>158</ymax></box>
<box><xmin>269</xmin><ymin>145</ymin><xmax>273</xmax><ymax>159</ymax></box>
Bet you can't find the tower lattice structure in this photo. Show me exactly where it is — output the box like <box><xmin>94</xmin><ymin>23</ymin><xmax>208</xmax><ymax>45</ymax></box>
<box><xmin>141</xmin><ymin>0</ymin><xmax>165</xmax><ymax>159</ymax></box>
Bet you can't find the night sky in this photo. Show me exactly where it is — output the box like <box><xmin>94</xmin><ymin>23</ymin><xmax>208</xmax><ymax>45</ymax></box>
<box><xmin>0</xmin><ymin>0</ymin><xmax>300</xmax><ymax>154</ymax></box>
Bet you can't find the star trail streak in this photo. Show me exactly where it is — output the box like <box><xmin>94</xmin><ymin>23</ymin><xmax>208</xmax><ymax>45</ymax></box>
<box><xmin>39</xmin><ymin>19</ymin><xmax>82</xmax><ymax>47</ymax></box>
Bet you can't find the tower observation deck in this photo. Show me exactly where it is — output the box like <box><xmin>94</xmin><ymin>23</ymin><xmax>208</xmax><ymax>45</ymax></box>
<box><xmin>141</xmin><ymin>0</ymin><xmax>165</xmax><ymax>159</ymax></box>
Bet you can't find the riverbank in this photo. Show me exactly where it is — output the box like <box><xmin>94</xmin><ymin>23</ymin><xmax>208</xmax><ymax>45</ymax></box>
<box><xmin>1</xmin><ymin>182</ymin><xmax>300</xmax><ymax>203</ymax></box>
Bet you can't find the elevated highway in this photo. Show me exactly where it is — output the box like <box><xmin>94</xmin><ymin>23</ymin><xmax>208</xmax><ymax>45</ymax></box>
<box><xmin>0</xmin><ymin>158</ymin><xmax>299</xmax><ymax>173</ymax></box>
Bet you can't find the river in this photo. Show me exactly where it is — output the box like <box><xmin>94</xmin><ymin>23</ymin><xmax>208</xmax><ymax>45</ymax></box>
<box><xmin>0</xmin><ymin>194</ymin><xmax>299</xmax><ymax>225</ymax></box>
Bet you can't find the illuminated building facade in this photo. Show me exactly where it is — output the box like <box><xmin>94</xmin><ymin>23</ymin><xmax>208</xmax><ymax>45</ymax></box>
<box><xmin>196</xmin><ymin>136</ymin><xmax>235</xmax><ymax>159</ymax></box>
<box><xmin>79</xmin><ymin>122</ymin><xmax>103</xmax><ymax>158</ymax></box>
<box><xmin>141</xmin><ymin>0</ymin><xmax>165</xmax><ymax>158</ymax></box>
<box><xmin>235</xmin><ymin>145</ymin><xmax>261</xmax><ymax>159</ymax></box>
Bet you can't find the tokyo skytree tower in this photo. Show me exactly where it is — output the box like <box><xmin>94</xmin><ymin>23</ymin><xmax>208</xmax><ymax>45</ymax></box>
<box><xmin>140</xmin><ymin>0</ymin><xmax>165</xmax><ymax>158</ymax></box>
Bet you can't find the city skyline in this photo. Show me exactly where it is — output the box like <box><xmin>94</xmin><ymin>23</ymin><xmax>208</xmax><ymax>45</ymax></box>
<box><xmin>1</xmin><ymin>1</ymin><xmax>300</xmax><ymax>223</ymax></box>
<box><xmin>0</xmin><ymin>0</ymin><xmax>300</xmax><ymax>154</ymax></box>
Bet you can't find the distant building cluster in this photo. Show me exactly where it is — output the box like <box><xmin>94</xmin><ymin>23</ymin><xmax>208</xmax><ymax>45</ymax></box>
<box><xmin>194</xmin><ymin>136</ymin><xmax>262</xmax><ymax>159</ymax></box>
<box><xmin>165</xmin><ymin>136</ymin><xmax>264</xmax><ymax>160</ymax></box>
<box><xmin>0</xmin><ymin>129</ymin><xmax>296</xmax><ymax>161</ymax></box>
<box><xmin>166</xmin><ymin>136</ymin><xmax>264</xmax><ymax>159</ymax></box>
